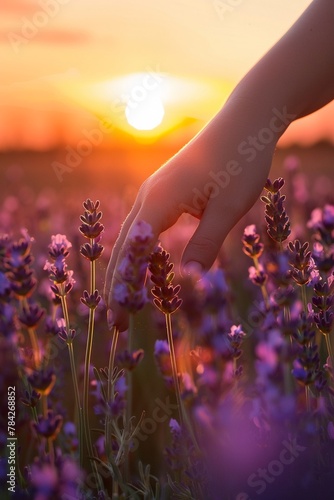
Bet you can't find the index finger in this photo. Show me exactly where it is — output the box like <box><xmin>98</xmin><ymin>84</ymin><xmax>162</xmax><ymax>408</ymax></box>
<box><xmin>105</xmin><ymin>190</ymin><xmax>181</xmax><ymax>331</ymax></box>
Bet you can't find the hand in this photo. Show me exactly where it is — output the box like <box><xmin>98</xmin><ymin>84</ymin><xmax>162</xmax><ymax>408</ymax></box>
<box><xmin>104</xmin><ymin>100</ymin><xmax>277</xmax><ymax>331</ymax></box>
<box><xmin>104</xmin><ymin>0</ymin><xmax>334</xmax><ymax>331</ymax></box>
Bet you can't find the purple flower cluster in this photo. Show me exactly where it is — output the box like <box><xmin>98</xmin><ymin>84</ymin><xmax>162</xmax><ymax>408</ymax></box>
<box><xmin>3</xmin><ymin>171</ymin><xmax>334</xmax><ymax>499</ymax></box>
<box><xmin>79</xmin><ymin>199</ymin><xmax>104</xmax><ymax>260</ymax></box>
<box><xmin>44</xmin><ymin>234</ymin><xmax>75</xmax><ymax>298</ymax></box>
<box><xmin>261</xmin><ymin>177</ymin><xmax>291</xmax><ymax>244</ymax></box>
<box><xmin>114</xmin><ymin>220</ymin><xmax>153</xmax><ymax>313</ymax></box>
<box><xmin>149</xmin><ymin>243</ymin><xmax>183</xmax><ymax>315</ymax></box>
<box><xmin>288</xmin><ymin>239</ymin><xmax>317</xmax><ymax>286</ymax></box>
<box><xmin>308</xmin><ymin>204</ymin><xmax>334</xmax><ymax>274</ymax></box>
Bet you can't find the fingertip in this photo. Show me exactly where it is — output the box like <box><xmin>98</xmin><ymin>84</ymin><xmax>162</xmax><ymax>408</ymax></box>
<box><xmin>107</xmin><ymin>308</ymin><xmax>114</xmax><ymax>331</ymax></box>
<box><xmin>181</xmin><ymin>260</ymin><xmax>204</xmax><ymax>278</ymax></box>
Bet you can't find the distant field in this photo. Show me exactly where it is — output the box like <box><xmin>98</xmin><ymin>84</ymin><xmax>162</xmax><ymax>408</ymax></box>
<box><xmin>0</xmin><ymin>141</ymin><xmax>333</xmax><ymax>260</ymax></box>
<box><xmin>1</xmin><ymin>142</ymin><xmax>333</xmax><ymax>198</ymax></box>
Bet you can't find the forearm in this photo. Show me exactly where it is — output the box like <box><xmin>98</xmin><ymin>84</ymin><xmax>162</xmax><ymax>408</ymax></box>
<box><xmin>227</xmin><ymin>0</ymin><xmax>334</xmax><ymax>128</ymax></box>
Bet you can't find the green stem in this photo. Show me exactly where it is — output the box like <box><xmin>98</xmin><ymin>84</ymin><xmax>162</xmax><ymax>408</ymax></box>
<box><xmin>108</xmin><ymin>327</ymin><xmax>119</xmax><ymax>402</ymax></box>
<box><xmin>106</xmin><ymin>326</ymin><xmax>120</xmax><ymax>477</ymax></box>
<box><xmin>112</xmin><ymin>480</ymin><xmax>119</xmax><ymax>499</ymax></box>
<box><xmin>90</xmin><ymin>255</ymin><xmax>96</xmax><ymax>295</ymax></box>
<box><xmin>301</xmin><ymin>284</ymin><xmax>308</xmax><ymax>313</ymax></box>
<box><xmin>31</xmin><ymin>406</ymin><xmax>39</xmax><ymax>424</ymax></box>
<box><xmin>124</xmin><ymin>314</ymin><xmax>134</xmax><ymax>481</ymax></box>
<box><xmin>68</xmin><ymin>341</ymin><xmax>84</xmax><ymax>468</ymax></box>
<box><xmin>165</xmin><ymin>313</ymin><xmax>183</xmax><ymax>425</ymax></box>
<box><xmin>59</xmin><ymin>291</ymin><xmax>83</xmax><ymax>469</ymax></box>
<box><xmin>253</xmin><ymin>256</ymin><xmax>269</xmax><ymax>309</ymax></box>
<box><xmin>28</xmin><ymin>327</ymin><xmax>41</xmax><ymax>368</ymax></box>
<box><xmin>60</xmin><ymin>292</ymin><xmax>71</xmax><ymax>332</ymax></box>
<box><xmin>165</xmin><ymin>313</ymin><xmax>201</xmax><ymax>455</ymax></box>
<box><xmin>82</xmin><ymin>255</ymin><xmax>104</xmax><ymax>492</ymax></box>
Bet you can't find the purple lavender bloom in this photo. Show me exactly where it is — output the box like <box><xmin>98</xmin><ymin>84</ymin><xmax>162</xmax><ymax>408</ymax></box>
<box><xmin>57</xmin><ymin>318</ymin><xmax>76</xmax><ymax>343</ymax></box>
<box><xmin>32</xmin><ymin>409</ymin><xmax>63</xmax><ymax>439</ymax></box>
<box><xmin>79</xmin><ymin>199</ymin><xmax>104</xmax><ymax>240</ymax></box>
<box><xmin>154</xmin><ymin>339</ymin><xmax>172</xmax><ymax>377</ymax></box>
<box><xmin>242</xmin><ymin>224</ymin><xmax>264</xmax><ymax>258</ymax></box>
<box><xmin>28</xmin><ymin>367</ymin><xmax>56</xmax><ymax>396</ymax></box>
<box><xmin>309</xmin><ymin>204</ymin><xmax>334</xmax><ymax>232</ymax></box>
<box><xmin>149</xmin><ymin>243</ymin><xmax>183</xmax><ymax>314</ymax></box>
<box><xmin>80</xmin><ymin>241</ymin><xmax>104</xmax><ymax>261</ymax></box>
<box><xmin>169</xmin><ymin>418</ymin><xmax>181</xmax><ymax>435</ymax></box>
<box><xmin>45</xmin><ymin>234</ymin><xmax>75</xmax><ymax>296</ymax></box>
<box><xmin>255</xmin><ymin>330</ymin><xmax>282</xmax><ymax>377</ymax></box>
<box><xmin>18</xmin><ymin>302</ymin><xmax>44</xmax><ymax>328</ymax></box>
<box><xmin>196</xmin><ymin>268</ymin><xmax>228</xmax><ymax>314</ymax></box>
<box><xmin>116</xmin><ymin>348</ymin><xmax>144</xmax><ymax>371</ymax></box>
<box><xmin>0</xmin><ymin>271</ymin><xmax>11</xmax><ymax>297</ymax></box>
<box><xmin>130</xmin><ymin>220</ymin><xmax>153</xmax><ymax>241</ymax></box>
<box><xmin>47</xmin><ymin>234</ymin><xmax>72</xmax><ymax>260</ymax></box>
<box><xmin>96</xmin><ymin>375</ymin><xmax>128</xmax><ymax>418</ymax></box>
<box><xmin>261</xmin><ymin>177</ymin><xmax>291</xmax><ymax>243</ymax></box>
<box><xmin>80</xmin><ymin>289</ymin><xmax>101</xmax><ymax>309</ymax></box>
<box><xmin>114</xmin><ymin>282</ymin><xmax>148</xmax><ymax>313</ymax></box>
<box><xmin>5</xmin><ymin>230</ymin><xmax>37</xmax><ymax>298</ymax></box>
<box><xmin>45</xmin><ymin>316</ymin><xmax>60</xmax><ymax>336</ymax></box>
<box><xmin>21</xmin><ymin>389</ymin><xmax>41</xmax><ymax>408</ymax></box>
<box><xmin>7</xmin><ymin>229</ymin><xmax>34</xmax><ymax>268</ymax></box>
<box><xmin>288</xmin><ymin>239</ymin><xmax>317</xmax><ymax>286</ymax></box>
<box><xmin>44</xmin><ymin>258</ymin><xmax>75</xmax><ymax>296</ymax></box>
<box><xmin>248</xmin><ymin>265</ymin><xmax>267</xmax><ymax>286</ymax></box>
<box><xmin>115</xmin><ymin>374</ymin><xmax>127</xmax><ymax>398</ymax></box>
<box><xmin>314</xmin><ymin>309</ymin><xmax>334</xmax><ymax>334</ymax></box>
<box><xmin>30</xmin><ymin>456</ymin><xmax>83</xmax><ymax>499</ymax></box>
<box><xmin>0</xmin><ymin>302</ymin><xmax>16</xmax><ymax>337</ymax></box>
<box><xmin>114</xmin><ymin>220</ymin><xmax>154</xmax><ymax>314</ymax></box>
<box><xmin>322</xmin><ymin>205</ymin><xmax>334</xmax><ymax>229</ymax></box>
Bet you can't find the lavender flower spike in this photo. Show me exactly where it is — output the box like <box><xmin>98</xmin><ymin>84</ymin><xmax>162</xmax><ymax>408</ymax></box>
<box><xmin>114</xmin><ymin>220</ymin><xmax>154</xmax><ymax>314</ymax></box>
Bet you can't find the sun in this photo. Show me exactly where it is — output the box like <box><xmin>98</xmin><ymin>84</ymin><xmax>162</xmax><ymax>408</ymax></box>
<box><xmin>125</xmin><ymin>95</ymin><xmax>165</xmax><ymax>131</ymax></box>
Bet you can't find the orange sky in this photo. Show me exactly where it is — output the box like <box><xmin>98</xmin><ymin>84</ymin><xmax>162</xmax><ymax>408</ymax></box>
<box><xmin>1</xmin><ymin>0</ymin><xmax>333</xmax><ymax>151</ymax></box>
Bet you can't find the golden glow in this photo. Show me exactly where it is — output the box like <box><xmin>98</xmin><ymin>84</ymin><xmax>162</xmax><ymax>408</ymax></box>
<box><xmin>125</xmin><ymin>95</ymin><xmax>165</xmax><ymax>131</ymax></box>
<box><xmin>1</xmin><ymin>1</ymin><xmax>325</xmax><ymax>149</ymax></box>
<box><xmin>55</xmin><ymin>73</ymin><xmax>233</xmax><ymax>141</ymax></box>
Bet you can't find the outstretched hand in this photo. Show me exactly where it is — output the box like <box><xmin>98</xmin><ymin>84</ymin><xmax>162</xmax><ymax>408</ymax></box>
<box><xmin>105</xmin><ymin>0</ymin><xmax>334</xmax><ymax>331</ymax></box>
<box><xmin>104</xmin><ymin>99</ymin><xmax>277</xmax><ymax>331</ymax></box>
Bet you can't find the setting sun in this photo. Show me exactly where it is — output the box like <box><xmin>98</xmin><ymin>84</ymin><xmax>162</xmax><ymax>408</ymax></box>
<box><xmin>125</xmin><ymin>95</ymin><xmax>165</xmax><ymax>131</ymax></box>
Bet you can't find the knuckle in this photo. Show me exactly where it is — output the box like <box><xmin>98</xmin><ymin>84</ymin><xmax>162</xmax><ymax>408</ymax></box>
<box><xmin>189</xmin><ymin>235</ymin><xmax>220</xmax><ymax>254</ymax></box>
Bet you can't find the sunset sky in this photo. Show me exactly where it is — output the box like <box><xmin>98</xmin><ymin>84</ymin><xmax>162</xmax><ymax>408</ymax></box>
<box><xmin>1</xmin><ymin>0</ymin><xmax>333</xmax><ymax>151</ymax></box>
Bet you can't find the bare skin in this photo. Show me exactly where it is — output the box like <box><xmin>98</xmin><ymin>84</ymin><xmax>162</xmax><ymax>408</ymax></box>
<box><xmin>105</xmin><ymin>0</ymin><xmax>334</xmax><ymax>331</ymax></box>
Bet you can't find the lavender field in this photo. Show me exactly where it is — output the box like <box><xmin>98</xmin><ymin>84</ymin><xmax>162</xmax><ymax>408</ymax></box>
<box><xmin>1</xmin><ymin>145</ymin><xmax>334</xmax><ymax>500</ymax></box>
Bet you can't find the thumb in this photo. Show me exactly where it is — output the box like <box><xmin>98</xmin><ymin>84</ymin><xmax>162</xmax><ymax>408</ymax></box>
<box><xmin>180</xmin><ymin>201</ymin><xmax>229</xmax><ymax>274</ymax></box>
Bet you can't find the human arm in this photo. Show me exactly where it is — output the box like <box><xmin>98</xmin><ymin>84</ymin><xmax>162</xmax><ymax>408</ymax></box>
<box><xmin>105</xmin><ymin>0</ymin><xmax>334</xmax><ymax>331</ymax></box>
